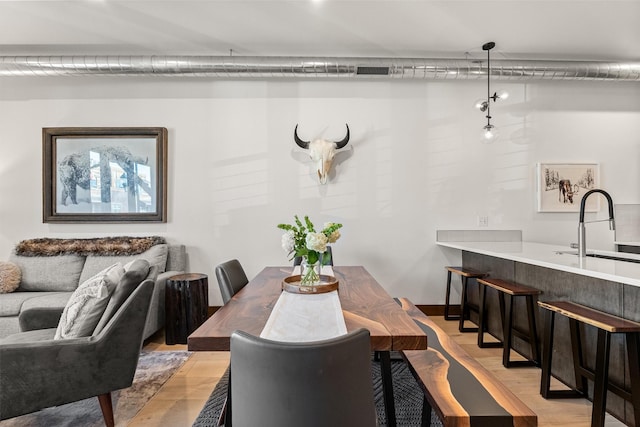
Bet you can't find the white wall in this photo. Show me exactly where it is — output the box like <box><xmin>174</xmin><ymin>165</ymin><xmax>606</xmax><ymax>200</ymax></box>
<box><xmin>1</xmin><ymin>76</ymin><xmax>639</xmax><ymax>305</ymax></box>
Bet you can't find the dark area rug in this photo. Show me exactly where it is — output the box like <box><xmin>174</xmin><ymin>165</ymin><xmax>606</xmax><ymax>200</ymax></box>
<box><xmin>192</xmin><ymin>357</ymin><xmax>443</xmax><ymax>427</ymax></box>
<box><xmin>0</xmin><ymin>350</ymin><xmax>191</xmax><ymax>427</ymax></box>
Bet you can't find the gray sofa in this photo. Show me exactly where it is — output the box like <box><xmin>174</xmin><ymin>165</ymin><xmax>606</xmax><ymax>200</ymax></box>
<box><xmin>0</xmin><ymin>242</ymin><xmax>186</xmax><ymax>340</ymax></box>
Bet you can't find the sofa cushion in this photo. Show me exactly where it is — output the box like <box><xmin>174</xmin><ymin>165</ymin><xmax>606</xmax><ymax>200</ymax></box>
<box><xmin>93</xmin><ymin>259</ymin><xmax>151</xmax><ymax>336</ymax></box>
<box><xmin>54</xmin><ymin>263</ymin><xmax>123</xmax><ymax>339</ymax></box>
<box><xmin>0</xmin><ymin>261</ymin><xmax>21</xmax><ymax>293</ymax></box>
<box><xmin>20</xmin><ymin>292</ymin><xmax>74</xmax><ymax>312</ymax></box>
<box><xmin>9</xmin><ymin>254</ymin><xmax>85</xmax><ymax>292</ymax></box>
<box><xmin>0</xmin><ymin>328</ymin><xmax>58</xmax><ymax>344</ymax></box>
<box><xmin>166</xmin><ymin>245</ymin><xmax>187</xmax><ymax>272</ymax></box>
<box><xmin>78</xmin><ymin>244</ymin><xmax>169</xmax><ymax>284</ymax></box>
<box><xmin>0</xmin><ymin>292</ymin><xmax>71</xmax><ymax>317</ymax></box>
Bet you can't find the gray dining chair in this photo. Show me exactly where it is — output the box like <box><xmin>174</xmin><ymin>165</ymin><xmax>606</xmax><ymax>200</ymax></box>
<box><xmin>293</xmin><ymin>245</ymin><xmax>333</xmax><ymax>266</ymax></box>
<box><xmin>229</xmin><ymin>328</ymin><xmax>377</xmax><ymax>427</ymax></box>
<box><xmin>215</xmin><ymin>259</ymin><xmax>249</xmax><ymax>304</ymax></box>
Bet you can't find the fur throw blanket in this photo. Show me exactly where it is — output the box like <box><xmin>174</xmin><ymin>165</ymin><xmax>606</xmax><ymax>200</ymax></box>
<box><xmin>15</xmin><ymin>236</ymin><xmax>166</xmax><ymax>257</ymax></box>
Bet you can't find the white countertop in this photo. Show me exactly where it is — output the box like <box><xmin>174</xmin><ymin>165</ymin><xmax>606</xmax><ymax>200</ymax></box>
<box><xmin>615</xmin><ymin>241</ymin><xmax>640</xmax><ymax>246</ymax></box>
<box><xmin>437</xmin><ymin>240</ymin><xmax>640</xmax><ymax>287</ymax></box>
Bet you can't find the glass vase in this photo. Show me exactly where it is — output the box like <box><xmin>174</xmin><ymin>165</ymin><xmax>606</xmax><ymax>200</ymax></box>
<box><xmin>300</xmin><ymin>257</ymin><xmax>321</xmax><ymax>287</ymax></box>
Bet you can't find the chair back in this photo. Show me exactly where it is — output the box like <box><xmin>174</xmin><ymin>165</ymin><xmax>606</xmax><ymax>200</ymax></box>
<box><xmin>215</xmin><ymin>259</ymin><xmax>249</xmax><ymax>304</ymax></box>
<box><xmin>230</xmin><ymin>328</ymin><xmax>376</xmax><ymax>427</ymax></box>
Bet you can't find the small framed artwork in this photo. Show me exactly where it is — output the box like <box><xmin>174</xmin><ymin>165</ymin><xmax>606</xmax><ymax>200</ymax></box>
<box><xmin>43</xmin><ymin>127</ymin><xmax>168</xmax><ymax>223</ymax></box>
<box><xmin>537</xmin><ymin>163</ymin><xmax>599</xmax><ymax>212</ymax></box>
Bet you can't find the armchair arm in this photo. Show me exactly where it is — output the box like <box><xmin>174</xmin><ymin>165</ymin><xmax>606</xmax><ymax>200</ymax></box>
<box><xmin>0</xmin><ymin>336</ymin><xmax>103</xmax><ymax>420</ymax></box>
<box><xmin>19</xmin><ymin>307</ymin><xmax>64</xmax><ymax>332</ymax></box>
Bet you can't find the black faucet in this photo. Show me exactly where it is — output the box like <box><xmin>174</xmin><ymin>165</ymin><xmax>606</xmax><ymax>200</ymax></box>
<box><xmin>578</xmin><ymin>189</ymin><xmax>615</xmax><ymax>258</ymax></box>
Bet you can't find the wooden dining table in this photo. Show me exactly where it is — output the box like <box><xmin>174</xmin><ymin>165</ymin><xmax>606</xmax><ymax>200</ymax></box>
<box><xmin>188</xmin><ymin>265</ymin><xmax>428</xmax><ymax>427</ymax></box>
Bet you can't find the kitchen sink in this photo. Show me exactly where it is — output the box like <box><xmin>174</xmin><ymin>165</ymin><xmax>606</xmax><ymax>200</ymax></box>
<box><xmin>585</xmin><ymin>253</ymin><xmax>640</xmax><ymax>263</ymax></box>
<box><xmin>555</xmin><ymin>250</ymin><xmax>640</xmax><ymax>264</ymax></box>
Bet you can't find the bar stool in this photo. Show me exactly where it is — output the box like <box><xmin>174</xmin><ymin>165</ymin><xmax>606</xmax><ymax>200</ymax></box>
<box><xmin>477</xmin><ymin>277</ymin><xmax>541</xmax><ymax>368</ymax></box>
<box><xmin>443</xmin><ymin>266</ymin><xmax>487</xmax><ymax>333</ymax></box>
<box><xmin>538</xmin><ymin>301</ymin><xmax>640</xmax><ymax>427</ymax></box>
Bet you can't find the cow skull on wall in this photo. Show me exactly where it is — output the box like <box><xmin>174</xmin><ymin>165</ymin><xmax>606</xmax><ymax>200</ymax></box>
<box><xmin>294</xmin><ymin>124</ymin><xmax>350</xmax><ymax>184</ymax></box>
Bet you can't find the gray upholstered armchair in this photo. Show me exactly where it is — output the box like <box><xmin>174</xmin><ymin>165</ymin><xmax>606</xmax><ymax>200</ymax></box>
<box><xmin>0</xmin><ymin>278</ymin><xmax>154</xmax><ymax>426</ymax></box>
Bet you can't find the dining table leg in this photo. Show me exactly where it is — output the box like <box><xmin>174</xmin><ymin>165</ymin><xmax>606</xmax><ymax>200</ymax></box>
<box><xmin>224</xmin><ymin>369</ymin><xmax>232</xmax><ymax>426</ymax></box>
<box><xmin>379</xmin><ymin>350</ymin><xmax>397</xmax><ymax>427</ymax></box>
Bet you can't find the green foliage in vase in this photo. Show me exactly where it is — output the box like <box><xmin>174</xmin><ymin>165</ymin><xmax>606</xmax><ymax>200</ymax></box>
<box><xmin>277</xmin><ymin>215</ymin><xmax>342</xmax><ymax>265</ymax></box>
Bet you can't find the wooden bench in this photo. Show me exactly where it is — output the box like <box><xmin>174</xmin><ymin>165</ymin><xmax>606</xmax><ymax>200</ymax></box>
<box><xmin>396</xmin><ymin>298</ymin><xmax>537</xmax><ymax>427</ymax></box>
<box><xmin>538</xmin><ymin>301</ymin><xmax>640</xmax><ymax>427</ymax></box>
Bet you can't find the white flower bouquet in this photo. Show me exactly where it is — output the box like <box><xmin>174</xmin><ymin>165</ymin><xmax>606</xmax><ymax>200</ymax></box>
<box><xmin>277</xmin><ymin>215</ymin><xmax>343</xmax><ymax>284</ymax></box>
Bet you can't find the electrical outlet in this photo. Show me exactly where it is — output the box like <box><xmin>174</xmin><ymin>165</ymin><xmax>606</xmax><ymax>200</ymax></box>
<box><xmin>478</xmin><ymin>216</ymin><xmax>489</xmax><ymax>227</ymax></box>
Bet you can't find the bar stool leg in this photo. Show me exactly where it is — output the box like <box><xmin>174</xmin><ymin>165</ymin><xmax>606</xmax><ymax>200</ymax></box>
<box><xmin>502</xmin><ymin>294</ymin><xmax>514</xmax><ymax>368</ymax></box>
<box><xmin>591</xmin><ymin>329</ymin><xmax>611</xmax><ymax>427</ymax></box>
<box><xmin>569</xmin><ymin>318</ymin><xmax>589</xmax><ymax>395</ymax></box>
<box><xmin>444</xmin><ymin>270</ymin><xmax>459</xmax><ymax>320</ymax></box>
<box><xmin>526</xmin><ymin>295</ymin><xmax>540</xmax><ymax>365</ymax></box>
<box><xmin>540</xmin><ymin>309</ymin><xmax>587</xmax><ymax>399</ymax></box>
<box><xmin>458</xmin><ymin>276</ymin><xmax>468</xmax><ymax>331</ymax></box>
<box><xmin>476</xmin><ymin>283</ymin><xmax>501</xmax><ymax>348</ymax></box>
<box><xmin>458</xmin><ymin>277</ymin><xmax>478</xmax><ymax>333</ymax></box>
<box><xmin>626</xmin><ymin>332</ymin><xmax>640</xmax><ymax>427</ymax></box>
<box><xmin>540</xmin><ymin>309</ymin><xmax>555</xmax><ymax>397</ymax></box>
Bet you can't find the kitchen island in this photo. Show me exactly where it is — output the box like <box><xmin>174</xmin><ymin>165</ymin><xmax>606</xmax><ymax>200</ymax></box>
<box><xmin>437</xmin><ymin>240</ymin><xmax>640</xmax><ymax>287</ymax></box>
<box><xmin>437</xmin><ymin>239</ymin><xmax>640</xmax><ymax>425</ymax></box>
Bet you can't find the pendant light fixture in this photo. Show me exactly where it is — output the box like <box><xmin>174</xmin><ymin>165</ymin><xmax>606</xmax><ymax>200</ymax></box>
<box><xmin>475</xmin><ymin>41</ymin><xmax>508</xmax><ymax>143</ymax></box>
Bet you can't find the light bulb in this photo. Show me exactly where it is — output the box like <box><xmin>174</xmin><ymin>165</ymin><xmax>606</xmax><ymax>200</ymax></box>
<box><xmin>496</xmin><ymin>89</ymin><xmax>509</xmax><ymax>101</ymax></box>
<box><xmin>474</xmin><ymin>99</ymin><xmax>488</xmax><ymax>112</ymax></box>
<box><xmin>481</xmin><ymin>125</ymin><xmax>499</xmax><ymax>143</ymax></box>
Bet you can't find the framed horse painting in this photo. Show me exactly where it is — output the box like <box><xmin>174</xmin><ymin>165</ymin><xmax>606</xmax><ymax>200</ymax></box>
<box><xmin>536</xmin><ymin>163</ymin><xmax>599</xmax><ymax>213</ymax></box>
<box><xmin>42</xmin><ymin>127</ymin><xmax>168</xmax><ymax>223</ymax></box>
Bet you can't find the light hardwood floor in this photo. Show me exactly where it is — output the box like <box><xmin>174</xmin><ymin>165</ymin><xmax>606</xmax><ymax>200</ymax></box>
<box><xmin>129</xmin><ymin>316</ymin><xmax>626</xmax><ymax>426</ymax></box>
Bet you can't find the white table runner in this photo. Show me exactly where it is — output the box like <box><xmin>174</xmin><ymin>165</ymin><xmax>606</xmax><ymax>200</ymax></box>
<box><xmin>260</xmin><ymin>266</ymin><xmax>348</xmax><ymax>342</ymax></box>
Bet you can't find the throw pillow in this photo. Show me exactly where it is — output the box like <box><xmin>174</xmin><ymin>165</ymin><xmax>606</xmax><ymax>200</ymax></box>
<box><xmin>92</xmin><ymin>259</ymin><xmax>151</xmax><ymax>336</ymax></box>
<box><xmin>54</xmin><ymin>263</ymin><xmax>124</xmax><ymax>339</ymax></box>
<box><xmin>78</xmin><ymin>244</ymin><xmax>169</xmax><ymax>284</ymax></box>
<box><xmin>8</xmin><ymin>253</ymin><xmax>85</xmax><ymax>292</ymax></box>
<box><xmin>0</xmin><ymin>261</ymin><xmax>21</xmax><ymax>293</ymax></box>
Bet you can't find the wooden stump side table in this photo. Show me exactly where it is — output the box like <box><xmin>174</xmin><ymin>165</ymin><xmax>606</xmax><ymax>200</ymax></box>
<box><xmin>165</xmin><ymin>273</ymin><xmax>209</xmax><ymax>345</ymax></box>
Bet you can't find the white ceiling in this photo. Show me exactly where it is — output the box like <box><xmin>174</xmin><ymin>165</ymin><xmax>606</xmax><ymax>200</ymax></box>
<box><xmin>0</xmin><ymin>0</ymin><xmax>639</xmax><ymax>62</ymax></box>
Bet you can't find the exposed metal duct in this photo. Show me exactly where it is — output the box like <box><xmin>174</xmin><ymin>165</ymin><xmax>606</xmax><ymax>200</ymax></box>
<box><xmin>0</xmin><ymin>56</ymin><xmax>639</xmax><ymax>81</ymax></box>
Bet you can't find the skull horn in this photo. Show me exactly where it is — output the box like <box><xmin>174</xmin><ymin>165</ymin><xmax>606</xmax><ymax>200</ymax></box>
<box><xmin>294</xmin><ymin>124</ymin><xmax>310</xmax><ymax>149</ymax></box>
<box><xmin>334</xmin><ymin>124</ymin><xmax>350</xmax><ymax>149</ymax></box>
